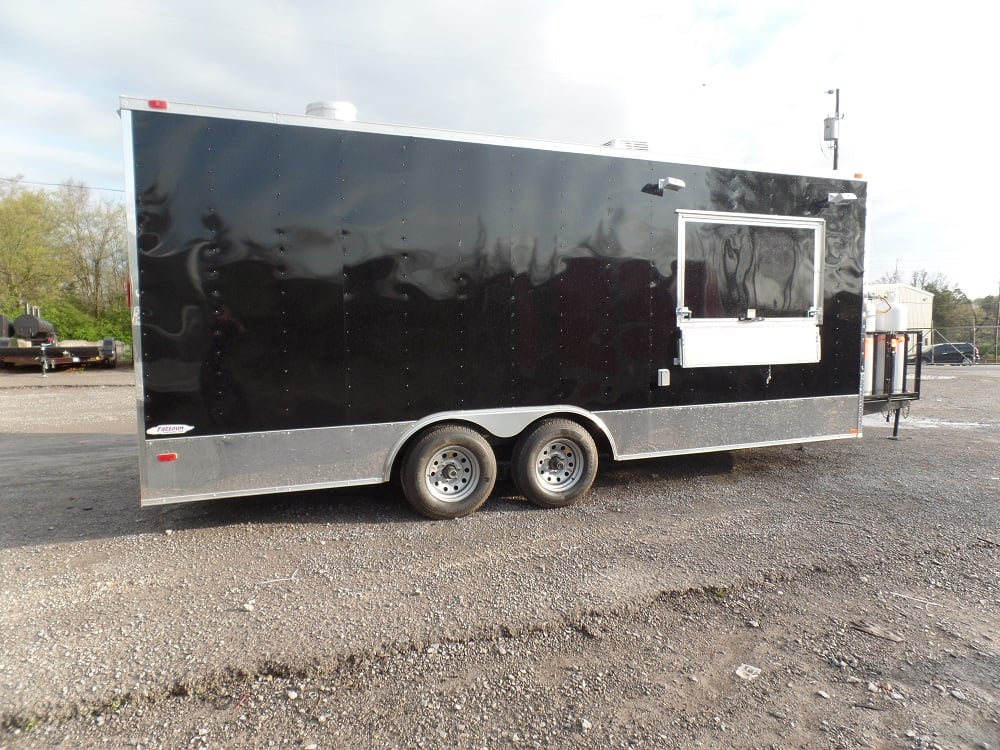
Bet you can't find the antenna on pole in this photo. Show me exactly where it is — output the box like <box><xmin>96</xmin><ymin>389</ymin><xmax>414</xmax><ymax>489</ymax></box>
<box><xmin>824</xmin><ymin>89</ymin><xmax>842</xmax><ymax>170</ymax></box>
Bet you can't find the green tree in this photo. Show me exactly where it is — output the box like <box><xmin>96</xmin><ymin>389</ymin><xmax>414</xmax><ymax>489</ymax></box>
<box><xmin>50</xmin><ymin>181</ymin><xmax>128</xmax><ymax>322</ymax></box>
<box><xmin>973</xmin><ymin>293</ymin><xmax>998</xmax><ymax>328</ymax></box>
<box><xmin>0</xmin><ymin>181</ymin><xmax>69</xmax><ymax>313</ymax></box>
<box><xmin>41</xmin><ymin>297</ymin><xmax>102</xmax><ymax>341</ymax></box>
<box><xmin>1</xmin><ymin>178</ymin><xmax>132</xmax><ymax>344</ymax></box>
<box><xmin>874</xmin><ymin>269</ymin><xmax>903</xmax><ymax>285</ymax></box>
<box><xmin>907</xmin><ymin>271</ymin><xmax>971</xmax><ymax>328</ymax></box>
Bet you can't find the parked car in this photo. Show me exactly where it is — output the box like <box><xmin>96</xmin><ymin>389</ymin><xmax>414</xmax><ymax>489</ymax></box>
<box><xmin>922</xmin><ymin>342</ymin><xmax>980</xmax><ymax>364</ymax></box>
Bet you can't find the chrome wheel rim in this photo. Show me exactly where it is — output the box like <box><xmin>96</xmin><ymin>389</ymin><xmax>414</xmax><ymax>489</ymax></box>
<box><xmin>424</xmin><ymin>445</ymin><xmax>482</xmax><ymax>503</ymax></box>
<box><xmin>534</xmin><ymin>438</ymin><xmax>584</xmax><ymax>490</ymax></box>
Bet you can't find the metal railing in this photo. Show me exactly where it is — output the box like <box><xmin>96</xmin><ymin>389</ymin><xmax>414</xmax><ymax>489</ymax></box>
<box><xmin>863</xmin><ymin>330</ymin><xmax>922</xmax><ymax>438</ymax></box>
<box><xmin>864</xmin><ymin>330</ymin><xmax>922</xmax><ymax>403</ymax></box>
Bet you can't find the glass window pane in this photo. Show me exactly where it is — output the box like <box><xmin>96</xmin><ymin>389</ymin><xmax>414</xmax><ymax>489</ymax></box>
<box><xmin>684</xmin><ymin>223</ymin><xmax>815</xmax><ymax>318</ymax></box>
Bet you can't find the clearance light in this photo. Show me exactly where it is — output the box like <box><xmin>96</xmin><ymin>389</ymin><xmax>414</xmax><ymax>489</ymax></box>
<box><xmin>148</xmin><ymin>99</ymin><xmax>169</xmax><ymax>110</ymax></box>
<box><xmin>157</xmin><ymin>453</ymin><xmax>178</xmax><ymax>462</ymax></box>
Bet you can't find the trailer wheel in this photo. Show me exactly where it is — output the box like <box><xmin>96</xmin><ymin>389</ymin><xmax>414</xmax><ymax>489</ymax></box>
<box><xmin>401</xmin><ymin>425</ymin><xmax>497</xmax><ymax>520</ymax></box>
<box><xmin>512</xmin><ymin>419</ymin><xmax>598</xmax><ymax>508</ymax></box>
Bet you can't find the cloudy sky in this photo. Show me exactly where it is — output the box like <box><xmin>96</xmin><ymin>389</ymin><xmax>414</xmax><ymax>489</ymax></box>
<box><xmin>2</xmin><ymin>0</ymin><xmax>996</xmax><ymax>299</ymax></box>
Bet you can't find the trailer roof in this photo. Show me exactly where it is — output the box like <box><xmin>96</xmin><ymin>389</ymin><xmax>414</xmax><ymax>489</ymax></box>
<box><xmin>119</xmin><ymin>96</ymin><xmax>863</xmax><ymax>183</ymax></box>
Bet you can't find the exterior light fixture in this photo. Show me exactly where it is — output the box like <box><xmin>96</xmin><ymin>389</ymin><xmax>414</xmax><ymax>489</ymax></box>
<box><xmin>642</xmin><ymin>177</ymin><xmax>686</xmax><ymax>196</ymax></box>
<box><xmin>828</xmin><ymin>192</ymin><xmax>857</xmax><ymax>204</ymax></box>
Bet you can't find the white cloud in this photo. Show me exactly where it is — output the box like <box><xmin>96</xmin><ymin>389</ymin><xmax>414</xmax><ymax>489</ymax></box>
<box><xmin>1</xmin><ymin>0</ymin><xmax>996</xmax><ymax>296</ymax></box>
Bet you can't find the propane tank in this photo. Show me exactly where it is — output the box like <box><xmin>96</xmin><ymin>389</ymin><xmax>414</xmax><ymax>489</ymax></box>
<box><xmin>864</xmin><ymin>299</ymin><xmax>878</xmax><ymax>333</ymax></box>
<box><xmin>862</xmin><ymin>300</ymin><xmax>877</xmax><ymax>395</ymax></box>
<box><xmin>874</xmin><ymin>294</ymin><xmax>908</xmax><ymax>394</ymax></box>
<box><xmin>872</xmin><ymin>335</ymin><xmax>886</xmax><ymax>395</ymax></box>
<box><xmin>863</xmin><ymin>333</ymin><xmax>875</xmax><ymax>395</ymax></box>
<box><xmin>890</xmin><ymin>335</ymin><xmax>906</xmax><ymax>394</ymax></box>
<box><xmin>875</xmin><ymin>292</ymin><xmax>908</xmax><ymax>332</ymax></box>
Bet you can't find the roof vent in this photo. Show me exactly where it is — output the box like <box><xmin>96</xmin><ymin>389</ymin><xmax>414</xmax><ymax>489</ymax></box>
<box><xmin>305</xmin><ymin>101</ymin><xmax>358</xmax><ymax>122</ymax></box>
<box><xmin>603</xmin><ymin>139</ymin><xmax>649</xmax><ymax>151</ymax></box>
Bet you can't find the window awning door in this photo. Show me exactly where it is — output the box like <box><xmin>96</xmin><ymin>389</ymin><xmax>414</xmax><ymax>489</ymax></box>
<box><xmin>675</xmin><ymin>210</ymin><xmax>825</xmax><ymax>369</ymax></box>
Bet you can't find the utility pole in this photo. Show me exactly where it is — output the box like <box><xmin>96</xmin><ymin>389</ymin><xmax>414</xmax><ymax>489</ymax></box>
<box><xmin>825</xmin><ymin>89</ymin><xmax>841</xmax><ymax>170</ymax></box>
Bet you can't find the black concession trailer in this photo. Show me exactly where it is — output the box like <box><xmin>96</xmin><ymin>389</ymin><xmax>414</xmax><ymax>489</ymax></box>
<box><xmin>121</xmin><ymin>97</ymin><xmax>901</xmax><ymax>519</ymax></box>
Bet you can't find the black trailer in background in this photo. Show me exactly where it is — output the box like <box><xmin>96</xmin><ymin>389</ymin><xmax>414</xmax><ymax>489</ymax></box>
<box><xmin>122</xmin><ymin>97</ymin><xmax>889</xmax><ymax>519</ymax></box>
<box><xmin>0</xmin><ymin>312</ymin><xmax>122</xmax><ymax>371</ymax></box>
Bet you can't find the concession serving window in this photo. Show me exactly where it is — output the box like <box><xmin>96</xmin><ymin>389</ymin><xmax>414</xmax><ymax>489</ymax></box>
<box><xmin>675</xmin><ymin>210</ymin><xmax>826</xmax><ymax>368</ymax></box>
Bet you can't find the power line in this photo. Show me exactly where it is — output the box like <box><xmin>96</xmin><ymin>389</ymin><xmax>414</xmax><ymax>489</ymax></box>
<box><xmin>1</xmin><ymin>176</ymin><xmax>124</xmax><ymax>194</ymax></box>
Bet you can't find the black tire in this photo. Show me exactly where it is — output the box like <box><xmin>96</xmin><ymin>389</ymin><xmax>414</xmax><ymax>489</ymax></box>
<box><xmin>511</xmin><ymin>419</ymin><xmax>598</xmax><ymax>508</ymax></box>
<box><xmin>400</xmin><ymin>424</ymin><xmax>497</xmax><ymax>520</ymax></box>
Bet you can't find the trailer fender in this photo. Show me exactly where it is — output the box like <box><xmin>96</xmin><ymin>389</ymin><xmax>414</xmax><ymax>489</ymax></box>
<box><xmin>381</xmin><ymin>406</ymin><xmax>616</xmax><ymax>482</ymax></box>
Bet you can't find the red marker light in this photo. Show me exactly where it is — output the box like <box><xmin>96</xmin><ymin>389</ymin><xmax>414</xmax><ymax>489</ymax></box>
<box><xmin>148</xmin><ymin>99</ymin><xmax>169</xmax><ymax>110</ymax></box>
<box><xmin>157</xmin><ymin>452</ymin><xmax>178</xmax><ymax>462</ymax></box>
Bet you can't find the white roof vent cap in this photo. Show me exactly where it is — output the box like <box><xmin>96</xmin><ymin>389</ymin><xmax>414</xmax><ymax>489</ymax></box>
<box><xmin>603</xmin><ymin>138</ymin><xmax>649</xmax><ymax>151</ymax></box>
<box><xmin>306</xmin><ymin>101</ymin><xmax>358</xmax><ymax>121</ymax></box>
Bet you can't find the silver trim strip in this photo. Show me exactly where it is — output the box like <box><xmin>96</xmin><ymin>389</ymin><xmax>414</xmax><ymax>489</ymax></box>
<box><xmin>138</xmin><ymin>397</ymin><xmax>861</xmax><ymax>505</ymax></box>
<box><xmin>596</xmin><ymin>395</ymin><xmax>861</xmax><ymax>460</ymax></box>
<box><xmin>141</xmin><ymin>422</ymin><xmax>407</xmax><ymax>506</ymax></box>
<box><xmin>138</xmin><ymin>406</ymin><xmax>616</xmax><ymax>506</ymax></box>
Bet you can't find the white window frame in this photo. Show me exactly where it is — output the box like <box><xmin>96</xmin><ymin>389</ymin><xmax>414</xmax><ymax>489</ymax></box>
<box><xmin>675</xmin><ymin>210</ymin><xmax>826</xmax><ymax>369</ymax></box>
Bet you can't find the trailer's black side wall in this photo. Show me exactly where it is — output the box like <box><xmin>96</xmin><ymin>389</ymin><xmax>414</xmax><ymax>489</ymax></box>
<box><xmin>131</xmin><ymin>111</ymin><xmax>865</xmax><ymax>437</ymax></box>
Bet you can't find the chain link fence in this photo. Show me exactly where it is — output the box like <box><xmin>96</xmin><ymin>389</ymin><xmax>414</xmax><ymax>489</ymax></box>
<box><xmin>927</xmin><ymin>326</ymin><xmax>1000</xmax><ymax>364</ymax></box>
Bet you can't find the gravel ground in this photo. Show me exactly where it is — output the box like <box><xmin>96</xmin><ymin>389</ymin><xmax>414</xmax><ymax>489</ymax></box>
<box><xmin>0</xmin><ymin>365</ymin><xmax>997</xmax><ymax>749</ymax></box>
